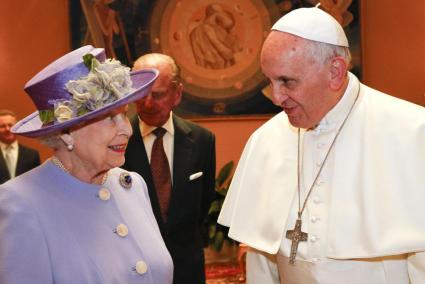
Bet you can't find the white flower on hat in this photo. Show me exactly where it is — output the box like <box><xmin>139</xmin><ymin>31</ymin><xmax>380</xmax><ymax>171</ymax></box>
<box><xmin>54</xmin><ymin>102</ymin><xmax>74</xmax><ymax>123</ymax></box>
<box><xmin>56</xmin><ymin>56</ymin><xmax>135</xmax><ymax>122</ymax></box>
<box><xmin>65</xmin><ymin>80</ymin><xmax>99</xmax><ymax>105</ymax></box>
<box><xmin>38</xmin><ymin>54</ymin><xmax>135</xmax><ymax>125</ymax></box>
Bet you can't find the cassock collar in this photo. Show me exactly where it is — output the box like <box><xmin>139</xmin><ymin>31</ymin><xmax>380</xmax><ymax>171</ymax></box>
<box><xmin>313</xmin><ymin>72</ymin><xmax>360</xmax><ymax>134</ymax></box>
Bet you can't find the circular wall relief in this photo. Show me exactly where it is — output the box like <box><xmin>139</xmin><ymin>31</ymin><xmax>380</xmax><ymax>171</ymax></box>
<box><xmin>149</xmin><ymin>0</ymin><xmax>280</xmax><ymax>115</ymax></box>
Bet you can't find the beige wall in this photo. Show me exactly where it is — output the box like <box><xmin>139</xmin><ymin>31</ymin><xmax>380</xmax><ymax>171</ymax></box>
<box><xmin>361</xmin><ymin>1</ymin><xmax>425</xmax><ymax>106</ymax></box>
<box><xmin>1</xmin><ymin>1</ymin><xmax>424</xmax><ymax>170</ymax></box>
<box><xmin>0</xmin><ymin>1</ymin><xmax>70</xmax><ymax>160</ymax></box>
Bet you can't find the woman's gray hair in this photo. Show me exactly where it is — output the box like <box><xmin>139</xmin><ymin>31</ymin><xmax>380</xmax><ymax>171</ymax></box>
<box><xmin>38</xmin><ymin>133</ymin><xmax>62</xmax><ymax>150</ymax></box>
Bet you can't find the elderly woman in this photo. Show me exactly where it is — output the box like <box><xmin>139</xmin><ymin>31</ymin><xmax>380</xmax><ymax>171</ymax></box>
<box><xmin>0</xmin><ymin>46</ymin><xmax>173</xmax><ymax>283</ymax></box>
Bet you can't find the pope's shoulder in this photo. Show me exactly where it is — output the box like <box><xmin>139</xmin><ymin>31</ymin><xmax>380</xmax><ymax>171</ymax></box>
<box><xmin>362</xmin><ymin>84</ymin><xmax>424</xmax><ymax>114</ymax></box>
<box><xmin>359</xmin><ymin>84</ymin><xmax>425</xmax><ymax>130</ymax></box>
<box><xmin>250</xmin><ymin>111</ymin><xmax>290</xmax><ymax>138</ymax></box>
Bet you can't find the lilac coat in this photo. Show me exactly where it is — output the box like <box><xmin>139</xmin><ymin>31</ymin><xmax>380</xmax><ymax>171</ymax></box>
<box><xmin>0</xmin><ymin>161</ymin><xmax>173</xmax><ymax>283</ymax></box>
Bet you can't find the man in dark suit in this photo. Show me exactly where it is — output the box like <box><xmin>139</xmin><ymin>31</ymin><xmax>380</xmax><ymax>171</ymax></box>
<box><xmin>0</xmin><ymin>109</ymin><xmax>40</xmax><ymax>184</ymax></box>
<box><xmin>123</xmin><ymin>53</ymin><xmax>216</xmax><ymax>284</ymax></box>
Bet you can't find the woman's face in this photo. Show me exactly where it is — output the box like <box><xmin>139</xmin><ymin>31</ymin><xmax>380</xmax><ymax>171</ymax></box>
<box><xmin>69</xmin><ymin>106</ymin><xmax>132</xmax><ymax>174</ymax></box>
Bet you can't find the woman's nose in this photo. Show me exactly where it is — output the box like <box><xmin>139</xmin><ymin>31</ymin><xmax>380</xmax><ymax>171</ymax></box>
<box><xmin>117</xmin><ymin>114</ymin><xmax>133</xmax><ymax>137</ymax></box>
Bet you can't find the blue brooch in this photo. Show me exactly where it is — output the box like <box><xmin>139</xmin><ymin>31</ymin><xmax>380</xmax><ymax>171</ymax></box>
<box><xmin>119</xmin><ymin>172</ymin><xmax>132</xmax><ymax>189</ymax></box>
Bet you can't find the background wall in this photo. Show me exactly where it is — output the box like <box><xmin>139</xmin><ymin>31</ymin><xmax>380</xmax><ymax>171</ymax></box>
<box><xmin>0</xmin><ymin>1</ymin><xmax>70</xmax><ymax>160</ymax></box>
<box><xmin>361</xmin><ymin>1</ymin><xmax>425</xmax><ymax>105</ymax></box>
<box><xmin>1</xmin><ymin>1</ymin><xmax>424</xmax><ymax>171</ymax></box>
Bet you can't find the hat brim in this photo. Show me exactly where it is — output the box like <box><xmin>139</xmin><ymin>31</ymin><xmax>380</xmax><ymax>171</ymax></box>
<box><xmin>12</xmin><ymin>69</ymin><xmax>158</xmax><ymax>138</ymax></box>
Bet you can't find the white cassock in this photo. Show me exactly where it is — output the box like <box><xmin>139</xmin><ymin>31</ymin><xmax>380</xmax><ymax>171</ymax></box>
<box><xmin>218</xmin><ymin>73</ymin><xmax>425</xmax><ymax>283</ymax></box>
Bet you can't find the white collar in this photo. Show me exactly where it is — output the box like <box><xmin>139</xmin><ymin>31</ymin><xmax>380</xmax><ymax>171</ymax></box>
<box><xmin>313</xmin><ymin>72</ymin><xmax>360</xmax><ymax>134</ymax></box>
<box><xmin>139</xmin><ymin>112</ymin><xmax>175</xmax><ymax>137</ymax></box>
<box><xmin>0</xmin><ymin>140</ymin><xmax>18</xmax><ymax>151</ymax></box>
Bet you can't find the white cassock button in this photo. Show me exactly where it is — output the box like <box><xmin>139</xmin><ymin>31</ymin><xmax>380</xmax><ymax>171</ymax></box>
<box><xmin>115</xmin><ymin>224</ymin><xmax>129</xmax><ymax>237</ymax></box>
<box><xmin>311</xmin><ymin>216</ymin><xmax>319</xmax><ymax>223</ymax></box>
<box><xmin>98</xmin><ymin>188</ymin><xmax>111</xmax><ymax>201</ymax></box>
<box><xmin>135</xmin><ymin>261</ymin><xmax>148</xmax><ymax>275</ymax></box>
<box><xmin>313</xmin><ymin>197</ymin><xmax>321</xmax><ymax>204</ymax></box>
<box><xmin>315</xmin><ymin>161</ymin><xmax>322</xmax><ymax>167</ymax></box>
<box><xmin>310</xmin><ymin>235</ymin><xmax>319</xmax><ymax>243</ymax></box>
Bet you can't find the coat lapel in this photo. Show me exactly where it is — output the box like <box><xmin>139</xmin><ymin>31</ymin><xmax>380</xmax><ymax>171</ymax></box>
<box><xmin>0</xmin><ymin>149</ymin><xmax>11</xmax><ymax>183</ymax></box>
<box><xmin>166</xmin><ymin>115</ymin><xmax>194</xmax><ymax>227</ymax></box>
<box><xmin>15</xmin><ymin>145</ymin><xmax>26</xmax><ymax>176</ymax></box>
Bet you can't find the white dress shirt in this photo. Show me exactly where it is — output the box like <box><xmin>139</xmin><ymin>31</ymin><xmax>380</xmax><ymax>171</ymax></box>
<box><xmin>1</xmin><ymin>141</ymin><xmax>18</xmax><ymax>178</ymax></box>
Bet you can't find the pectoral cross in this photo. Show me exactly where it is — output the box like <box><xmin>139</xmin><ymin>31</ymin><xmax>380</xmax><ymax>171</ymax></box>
<box><xmin>286</xmin><ymin>218</ymin><xmax>308</xmax><ymax>265</ymax></box>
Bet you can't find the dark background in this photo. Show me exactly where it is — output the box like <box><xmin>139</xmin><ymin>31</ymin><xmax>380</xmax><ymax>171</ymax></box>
<box><xmin>70</xmin><ymin>0</ymin><xmax>361</xmax><ymax>117</ymax></box>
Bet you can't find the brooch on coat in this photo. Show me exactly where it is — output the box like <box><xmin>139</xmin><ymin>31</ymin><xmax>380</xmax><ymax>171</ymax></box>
<box><xmin>119</xmin><ymin>172</ymin><xmax>132</xmax><ymax>189</ymax></box>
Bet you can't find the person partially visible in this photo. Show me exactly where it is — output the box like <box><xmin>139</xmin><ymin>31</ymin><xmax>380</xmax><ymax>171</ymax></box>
<box><xmin>123</xmin><ymin>53</ymin><xmax>216</xmax><ymax>284</ymax></box>
<box><xmin>218</xmin><ymin>6</ymin><xmax>425</xmax><ymax>284</ymax></box>
<box><xmin>0</xmin><ymin>109</ymin><xmax>40</xmax><ymax>184</ymax></box>
<box><xmin>0</xmin><ymin>46</ymin><xmax>173</xmax><ymax>283</ymax></box>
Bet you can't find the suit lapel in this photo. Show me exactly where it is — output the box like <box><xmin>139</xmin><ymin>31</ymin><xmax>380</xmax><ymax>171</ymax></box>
<box><xmin>167</xmin><ymin>115</ymin><xmax>194</xmax><ymax>226</ymax></box>
<box><xmin>0</xmin><ymin>149</ymin><xmax>10</xmax><ymax>183</ymax></box>
<box><xmin>15</xmin><ymin>144</ymin><xmax>26</xmax><ymax>176</ymax></box>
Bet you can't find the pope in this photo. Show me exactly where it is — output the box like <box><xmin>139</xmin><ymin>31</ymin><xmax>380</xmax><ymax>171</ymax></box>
<box><xmin>218</xmin><ymin>5</ymin><xmax>425</xmax><ymax>284</ymax></box>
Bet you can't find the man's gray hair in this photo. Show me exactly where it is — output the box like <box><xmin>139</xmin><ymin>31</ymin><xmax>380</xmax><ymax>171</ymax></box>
<box><xmin>133</xmin><ymin>53</ymin><xmax>181</xmax><ymax>83</ymax></box>
<box><xmin>303</xmin><ymin>39</ymin><xmax>352</xmax><ymax>67</ymax></box>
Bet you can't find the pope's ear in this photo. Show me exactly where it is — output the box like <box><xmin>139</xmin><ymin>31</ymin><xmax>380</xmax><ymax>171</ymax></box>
<box><xmin>329</xmin><ymin>57</ymin><xmax>347</xmax><ymax>91</ymax></box>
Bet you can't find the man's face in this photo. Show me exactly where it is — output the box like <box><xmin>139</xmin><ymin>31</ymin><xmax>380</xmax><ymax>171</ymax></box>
<box><xmin>134</xmin><ymin>63</ymin><xmax>181</xmax><ymax>127</ymax></box>
<box><xmin>0</xmin><ymin>115</ymin><xmax>17</xmax><ymax>144</ymax></box>
<box><xmin>261</xmin><ymin>32</ymin><xmax>333</xmax><ymax>129</ymax></box>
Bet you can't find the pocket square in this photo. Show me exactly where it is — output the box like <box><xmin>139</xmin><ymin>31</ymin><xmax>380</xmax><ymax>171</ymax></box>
<box><xmin>189</xmin><ymin>172</ymin><xmax>203</xmax><ymax>181</ymax></box>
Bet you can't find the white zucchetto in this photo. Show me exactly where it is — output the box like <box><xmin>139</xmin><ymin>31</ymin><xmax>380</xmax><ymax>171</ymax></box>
<box><xmin>271</xmin><ymin>7</ymin><xmax>349</xmax><ymax>47</ymax></box>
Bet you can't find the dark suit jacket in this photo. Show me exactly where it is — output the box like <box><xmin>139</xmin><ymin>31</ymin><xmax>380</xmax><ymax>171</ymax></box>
<box><xmin>0</xmin><ymin>143</ymin><xmax>41</xmax><ymax>184</ymax></box>
<box><xmin>123</xmin><ymin>114</ymin><xmax>216</xmax><ymax>284</ymax></box>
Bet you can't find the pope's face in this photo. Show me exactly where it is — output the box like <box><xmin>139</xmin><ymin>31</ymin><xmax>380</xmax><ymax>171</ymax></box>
<box><xmin>261</xmin><ymin>32</ymin><xmax>333</xmax><ymax>129</ymax></box>
<box><xmin>69</xmin><ymin>106</ymin><xmax>132</xmax><ymax>174</ymax></box>
<box><xmin>0</xmin><ymin>115</ymin><xmax>17</xmax><ymax>144</ymax></box>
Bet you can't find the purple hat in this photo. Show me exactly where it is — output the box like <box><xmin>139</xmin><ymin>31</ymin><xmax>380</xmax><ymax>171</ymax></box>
<box><xmin>12</xmin><ymin>45</ymin><xmax>158</xmax><ymax>137</ymax></box>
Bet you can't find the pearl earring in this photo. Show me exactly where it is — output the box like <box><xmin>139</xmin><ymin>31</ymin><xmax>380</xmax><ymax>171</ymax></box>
<box><xmin>67</xmin><ymin>144</ymin><xmax>74</xmax><ymax>151</ymax></box>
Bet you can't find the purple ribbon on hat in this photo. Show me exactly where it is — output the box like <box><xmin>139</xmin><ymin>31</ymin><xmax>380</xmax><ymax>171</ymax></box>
<box><xmin>24</xmin><ymin>46</ymin><xmax>106</xmax><ymax>112</ymax></box>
